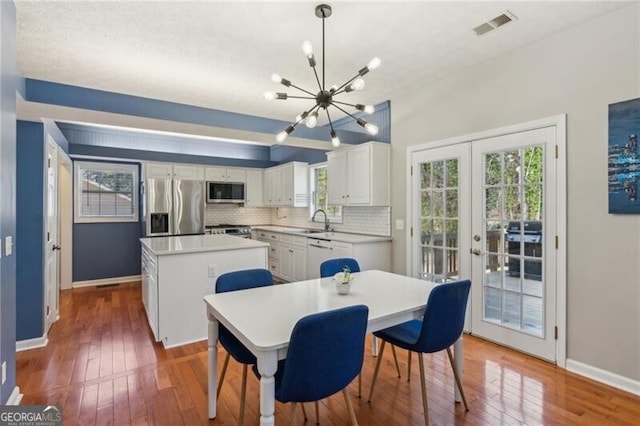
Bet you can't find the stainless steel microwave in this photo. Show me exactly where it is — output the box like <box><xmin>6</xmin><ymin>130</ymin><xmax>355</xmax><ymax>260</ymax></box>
<box><xmin>207</xmin><ymin>181</ymin><xmax>245</xmax><ymax>203</ymax></box>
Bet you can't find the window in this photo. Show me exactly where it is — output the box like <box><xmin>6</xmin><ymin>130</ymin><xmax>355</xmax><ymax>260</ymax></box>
<box><xmin>74</xmin><ymin>161</ymin><xmax>139</xmax><ymax>223</ymax></box>
<box><xmin>310</xmin><ymin>163</ymin><xmax>342</xmax><ymax>222</ymax></box>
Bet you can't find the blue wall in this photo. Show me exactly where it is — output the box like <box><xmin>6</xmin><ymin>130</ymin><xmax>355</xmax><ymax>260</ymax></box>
<box><xmin>73</xmin><ymin>223</ymin><xmax>142</xmax><ymax>282</ymax></box>
<box><xmin>16</xmin><ymin>121</ymin><xmax>45</xmax><ymax>341</ymax></box>
<box><xmin>0</xmin><ymin>0</ymin><xmax>21</xmax><ymax>404</ymax></box>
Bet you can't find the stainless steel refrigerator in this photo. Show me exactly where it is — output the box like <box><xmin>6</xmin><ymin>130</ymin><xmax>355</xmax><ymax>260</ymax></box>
<box><xmin>144</xmin><ymin>177</ymin><xmax>205</xmax><ymax>236</ymax></box>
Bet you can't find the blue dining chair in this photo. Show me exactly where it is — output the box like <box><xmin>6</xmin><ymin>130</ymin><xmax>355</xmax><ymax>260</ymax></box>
<box><xmin>367</xmin><ymin>279</ymin><xmax>471</xmax><ymax>426</ymax></box>
<box><xmin>215</xmin><ymin>268</ymin><xmax>273</xmax><ymax>426</ymax></box>
<box><xmin>254</xmin><ymin>305</ymin><xmax>369</xmax><ymax>425</ymax></box>
<box><xmin>320</xmin><ymin>258</ymin><xmax>402</xmax><ymax>397</ymax></box>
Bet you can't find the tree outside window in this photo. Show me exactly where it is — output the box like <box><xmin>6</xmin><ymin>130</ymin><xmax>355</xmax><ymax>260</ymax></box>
<box><xmin>311</xmin><ymin>165</ymin><xmax>342</xmax><ymax>221</ymax></box>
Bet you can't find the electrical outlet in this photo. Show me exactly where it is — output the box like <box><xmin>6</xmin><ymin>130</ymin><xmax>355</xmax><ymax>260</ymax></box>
<box><xmin>208</xmin><ymin>264</ymin><xmax>217</xmax><ymax>278</ymax></box>
<box><xmin>2</xmin><ymin>361</ymin><xmax>6</xmax><ymax>385</ymax></box>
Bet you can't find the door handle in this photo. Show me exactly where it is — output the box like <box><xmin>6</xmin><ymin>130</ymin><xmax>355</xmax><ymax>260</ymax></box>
<box><xmin>52</xmin><ymin>245</ymin><xmax>61</xmax><ymax>251</ymax></box>
<box><xmin>471</xmin><ymin>248</ymin><xmax>481</xmax><ymax>256</ymax></box>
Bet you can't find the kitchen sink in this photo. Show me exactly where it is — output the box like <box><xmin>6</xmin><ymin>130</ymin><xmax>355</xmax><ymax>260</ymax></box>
<box><xmin>286</xmin><ymin>228</ymin><xmax>319</xmax><ymax>234</ymax></box>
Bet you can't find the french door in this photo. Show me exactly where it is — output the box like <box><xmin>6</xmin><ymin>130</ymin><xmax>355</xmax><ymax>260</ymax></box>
<box><xmin>411</xmin><ymin>124</ymin><xmax>560</xmax><ymax>362</ymax></box>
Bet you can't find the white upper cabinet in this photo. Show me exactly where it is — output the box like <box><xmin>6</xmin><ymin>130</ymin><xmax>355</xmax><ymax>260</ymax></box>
<box><xmin>145</xmin><ymin>162</ymin><xmax>204</xmax><ymax>180</ymax></box>
<box><xmin>205</xmin><ymin>166</ymin><xmax>246</xmax><ymax>183</ymax></box>
<box><xmin>245</xmin><ymin>169</ymin><xmax>264</xmax><ymax>207</ymax></box>
<box><xmin>173</xmin><ymin>164</ymin><xmax>204</xmax><ymax>180</ymax></box>
<box><xmin>145</xmin><ymin>162</ymin><xmax>173</xmax><ymax>179</ymax></box>
<box><xmin>263</xmin><ymin>162</ymin><xmax>309</xmax><ymax>207</ymax></box>
<box><xmin>327</xmin><ymin>142</ymin><xmax>390</xmax><ymax>206</ymax></box>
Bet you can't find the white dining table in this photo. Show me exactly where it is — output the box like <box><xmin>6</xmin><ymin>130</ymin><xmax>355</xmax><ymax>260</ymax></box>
<box><xmin>203</xmin><ymin>269</ymin><xmax>465</xmax><ymax>426</ymax></box>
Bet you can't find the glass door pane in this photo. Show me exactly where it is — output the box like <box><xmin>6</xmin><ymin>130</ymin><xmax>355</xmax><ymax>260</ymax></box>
<box><xmin>418</xmin><ymin>159</ymin><xmax>460</xmax><ymax>283</ymax></box>
<box><xmin>481</xmin><ymin>146</ymin><xmax>545</xmax><ymax>336</ymax></box>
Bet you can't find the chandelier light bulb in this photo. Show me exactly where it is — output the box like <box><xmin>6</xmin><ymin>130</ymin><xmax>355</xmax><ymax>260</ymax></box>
<box><xmin>330</xmin><ymin>85</ymin><xmax>338</xmax><ymax>92</ymax></box>
<box><xmin>365</xmin><ymin>123</ymin><xmax>379</xmax><ymax>136</ymax></box>
<box><xmin>331</xmin><ymin>130</ymin><xmax>341</xmax><ymax>147</ymax></box>
<box><xmin>305</xmin><ymin>111</ymin><xmax>319</xmax><ymax>128</ymax></box>
<box><xmin>356</xmin><ymin>104</ymin><xmax>375</xmax><ymax>114</ymax></box>
<box><xmin>367</xmin><ymin>57</ymin><xmax>382</xmax><ymax>71</ymax></box>
<box><xmin>276</xmin><ymin>131</ymin><xmax>289</xmax><ymax>143</ymax></box>
<box><xmin>263</xmin><ymin>91</ymin><xmax>276</xmax><ymax>101</ymax></box>
<box><xmin>276</xmin><ymin>125</ymin><xmax>295</xmax><ymax>143</ymax></box>
<box><xmin>352</xmin><ymin>78</ymin><xmax>365</xmax><ymax>91</ymax></box>
<box><xmin>271</xmin><ymin>73</ymin><xmax>282</xmax><ymax>83</ymax></box>
<box><xmin>302</xmin><ymin>41</ymin><xmax>314</xmax><ymax>57</ymax></box>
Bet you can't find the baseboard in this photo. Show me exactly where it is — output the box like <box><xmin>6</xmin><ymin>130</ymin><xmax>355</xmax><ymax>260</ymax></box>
<box><xmin>566</xmin><ymin>358</ymin><xmax>640</xmax><ymax>396</ymax></box>
<box><xmin>16</xmin><ymin>335</ymin><xmax>49</xmax><ymax>352</ymax></box>
<box><xmin>73</xmin><ymin>275</ymin><xmax>141</xmax><ymax>288</ymax></box>
<box><xmin>5</xmin><ymin>386</ymin><xmax>23</xmax><ymax>405</ymax></box>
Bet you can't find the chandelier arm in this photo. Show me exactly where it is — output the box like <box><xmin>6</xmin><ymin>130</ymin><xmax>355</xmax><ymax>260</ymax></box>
<box><xmin>334</xmin><ymin>73</ymin><xmax>361</xmax><ymax>93</ymax></box>
<box><xmin>286</xmin><ymin>95</ymin><xmax>317</xmax><ymax>100</ymax></box>
<box><xmin>330</xmin><ymin>102</ymin><xmax>362</xmax><ymax>122</ymax></box>
<box><xmin>325</xmin><ymin>108</ymin><xmax>335</xmax><ymax>132</ymax></box>
<box><xmin>289</xmin><ymin>83</ymin><xmax>316</xmax><ymax>97</ymax></box>
<box><xmin>312</xmin><ymin>66</ymin><xmax>323</xmax><ymax>91</ymax></box>
<box><xmin>331</xmin><ymin>100</ymin><xmax>358</xmax><ymax>108</ymax></box>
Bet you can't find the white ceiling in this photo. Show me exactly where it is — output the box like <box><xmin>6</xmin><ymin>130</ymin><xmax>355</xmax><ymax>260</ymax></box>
<box><xmin>16</xmin><ymin>1</ymin><xmax>630</xmax><ymax>130</ymax></box>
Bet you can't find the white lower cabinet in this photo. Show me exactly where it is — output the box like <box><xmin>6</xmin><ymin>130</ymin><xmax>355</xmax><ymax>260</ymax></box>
<box><xmin>140</xmin><ymin>241</ymin><xmax>268</xmax><ymax>348</ymax></box>
<box><xmin>141</xmin><ymin>245</ymin><xmax>159</xmax><ymax>341</ymax></box>
<box><xmin>256</xmin><ymin>231</ymin><xmax>307</xmax><ymax>282</ymax></box>
<box><xmin>279</xmin><ymin>236</ymin><xmax>307</xmax><ymax>282</ymax></box>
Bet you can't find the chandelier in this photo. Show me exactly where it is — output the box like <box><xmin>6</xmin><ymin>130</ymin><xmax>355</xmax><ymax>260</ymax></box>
<box><xmin>264</xmin><ymin>3</ymin><xmax>381</xmax><ymax>147</ymax></box>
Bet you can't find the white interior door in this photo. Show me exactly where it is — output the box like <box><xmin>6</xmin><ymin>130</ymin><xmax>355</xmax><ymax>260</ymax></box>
<box><xmin>45</xmin><ymin>136</ymin><xmax>60</xmax><ymax>331</ymax></box>
<box><xmin>58</xmin><ymin>148</ymin><xmax>73</xmax><ymax>290</ymax></box>
<box><xmin>470</xmin><ymin>126</ymin><xmax>557</xmax><ymax>362</ymax></box>
<box><xmin>411</xmin><ymin>124</ymin><xmax>561</xmax><ymax>363</ymax></box>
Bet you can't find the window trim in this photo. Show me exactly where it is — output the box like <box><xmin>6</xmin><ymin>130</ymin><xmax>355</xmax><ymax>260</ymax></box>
<box><xmin>74</xmin><ymin>161</ymin><xmax>139</xmax><ymax>224</ymax></box>
<box><xmin>309</xmin><ymin>162</ymin><xmax>343</xmax><ymax>224</ymax></box>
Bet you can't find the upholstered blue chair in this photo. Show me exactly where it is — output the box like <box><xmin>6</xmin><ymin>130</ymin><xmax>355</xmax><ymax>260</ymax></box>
<box><xmin>367</xmin><ymin>279</ymin><xmax>471</xmax><ymax>426</ymax></box>
<box><xmin>320</xmin><ymin>257</ymin><xmax>361</xmax><ymax>278</ymax></box>
<box><xmin>215</xmin><ymin>268</ymin><xmax>273</xmax><ymax>426</ymax></box>
<box><xmin>254</xmin><ymin>305</ymin><xmax>369</xmax><ymax>425</ymax></box>
<box><xmin>320</xmin><ymin>258</ymin><xmax>402</xmax><ymax>397</ymax></box>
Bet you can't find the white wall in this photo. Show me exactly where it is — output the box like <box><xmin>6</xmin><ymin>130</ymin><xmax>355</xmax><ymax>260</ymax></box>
<box><xmin>390</xmin><ymin>5</ymin><xmax>640</xmax><ymax>383</ymax></box>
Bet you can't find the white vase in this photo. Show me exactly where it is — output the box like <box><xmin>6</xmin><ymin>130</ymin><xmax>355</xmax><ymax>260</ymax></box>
<box><xmin>336</xmin><ymin>281</ymin><xmax>351</xmax><ymax>295</ymax></box>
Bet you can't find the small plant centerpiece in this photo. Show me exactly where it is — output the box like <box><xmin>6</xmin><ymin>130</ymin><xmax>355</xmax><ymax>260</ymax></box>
<box><xmin>333</xmin><ymin>265</ymin><xmax>354</xmax><ymax>295</ymax></box>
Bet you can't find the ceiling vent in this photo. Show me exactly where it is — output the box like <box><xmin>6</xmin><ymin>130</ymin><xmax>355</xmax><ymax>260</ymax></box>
<box><xmin>473</xmin><ymin>11</ymin><xmax>517</xmax><ymax>36</ymax></box>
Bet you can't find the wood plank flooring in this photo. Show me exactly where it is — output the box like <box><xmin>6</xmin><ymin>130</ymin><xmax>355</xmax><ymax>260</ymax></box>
<box><xmin>17</xmin><ymin>282</ymin><xmax>640</xmax><ymax>425</ymax></box>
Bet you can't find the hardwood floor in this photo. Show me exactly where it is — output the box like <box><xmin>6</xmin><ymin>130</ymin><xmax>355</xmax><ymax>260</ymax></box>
<box><xmin>17</xmin><ymin>282</ymin><xmax>640</xmax><ymax>425</ymax></box>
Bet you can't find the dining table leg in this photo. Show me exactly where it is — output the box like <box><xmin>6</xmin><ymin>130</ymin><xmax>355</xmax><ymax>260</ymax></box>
<box><xmin>257</xmin><ymin>350</ymin><xmax>278</xmax><ymax>426</ymax></box>
<box><xmin>453</xmin><ymin>335</ymin><xmax>463</xmax><ymax>403</ymax></box>
<box><xmin>208</xmin><ymin>312</ymin><xmax>219</xmax><ymax>419</ymax></box>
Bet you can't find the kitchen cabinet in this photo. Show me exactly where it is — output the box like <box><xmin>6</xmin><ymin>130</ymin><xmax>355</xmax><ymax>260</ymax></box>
<box><xmin>145</xmin><ymin>162</ymin><xmax>204</xmax><ymax>180</ymax></box>
<box><xmin>140</xmin><ymin>235</ymin><xmax>268</xmax><ymax>348</ymax></box>
<box><xmin>306</xmin><ymin>236</ymin><xmax>391</xmax><ymax>279</ymax></box>
<box><xmin>245</xmin><ymin>169</ymin><xmax>264</xmax><ymax>207</ymax></box>
<box><xmin>255</xmin><ymin>230</ymin><xmax>307</xmax><ymax>282</ymax></box>
<box><xmin>141</xmin><ymin>244</ymin><xmax>159</xmax><ymax>341</ymax></box>
<box><xmin>205</xmin><ymin>166</ymin><xmax>246</xmax><ymax>183</ymax></box>
<box><xmin>263</xmin><ymin>162</ymin><xmax>309</xmax><ymax>207</ymax></box>
<box><xmin>145</xmin><ymin>162</ymin><xmax>173</xmax><ymax>178</ymax></box>
<box><xmin>327</xmin><ymin>141</ymin><xmax>390</xmax><ymax>206</ymax></box>
<box><xmin>279</xmin><ymin>235</ymin><xmax>307</xmax><ymax>282</ymax></box>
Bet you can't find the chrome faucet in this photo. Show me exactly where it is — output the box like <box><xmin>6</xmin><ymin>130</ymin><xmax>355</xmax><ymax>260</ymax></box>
<box><xmin>311</xmin><ymin>209</ymin><xmax>332</xmax><ymax>231</ymax></box>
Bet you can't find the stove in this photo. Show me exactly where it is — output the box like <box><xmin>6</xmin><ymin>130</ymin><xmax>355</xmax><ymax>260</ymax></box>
<box><xmin>205</xmin><ymin>224</ymin><xmax>252</xmax><ymax>238</ymax></box>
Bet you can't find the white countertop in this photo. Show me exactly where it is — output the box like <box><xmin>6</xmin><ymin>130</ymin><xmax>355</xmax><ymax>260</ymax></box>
<box><xmin>252</xmin><ymin>225</ymin><xmax>392</xmax><ymax>244</ymax></box>
<box><xmin>140</xmin><ymin>234</ymin><xmax>269</xmax><ymax>256</ymax></box>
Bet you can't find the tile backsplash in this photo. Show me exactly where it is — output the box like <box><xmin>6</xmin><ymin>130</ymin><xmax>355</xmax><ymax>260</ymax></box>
<box><xmin>205</xmin><ymin>204</ymin><xmax>391</xmax><ymax>236</ymax></box>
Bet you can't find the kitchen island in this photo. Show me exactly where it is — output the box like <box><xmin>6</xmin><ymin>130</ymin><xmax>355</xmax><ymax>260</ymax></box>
<box><xmin>140</xmin><ymin>234</ymin><xmax>268</xmax><ymax>348</ymax></box>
